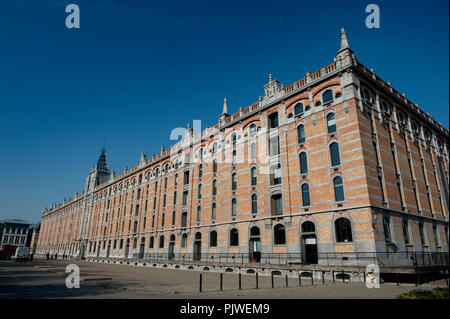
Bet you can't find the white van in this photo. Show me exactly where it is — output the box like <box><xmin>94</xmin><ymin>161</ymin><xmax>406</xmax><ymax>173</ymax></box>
<box><xmin>14</xmin><ymin>247</ymin><xmax>29</xmax><ymax>262</ymax></box>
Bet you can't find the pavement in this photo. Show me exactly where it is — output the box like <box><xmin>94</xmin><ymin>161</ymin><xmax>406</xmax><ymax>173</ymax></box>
<box><xmin>0</xmin><ymin>259</ymin><xmax>447</xmax><ymax>299</ymax></box>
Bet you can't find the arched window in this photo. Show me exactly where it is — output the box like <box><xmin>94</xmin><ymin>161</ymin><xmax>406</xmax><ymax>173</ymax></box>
<box><xmin>230</xmin><ymin>228</ymin><xmax>239</xmax><ymax>246</ymax></box>
<box><xmin>161</xmin><ymin>213</ymin><xmax>165</xmax><ymax>227</ymax></box>
<box><xmin>333</xmin><ymin>176</ymin><xmax>344</xmax><ymax>201</ymax></box>
<box><xmin>294</xmin><ymin>102</ymin><xmax>304</xmax><ymax>115</ymax></box>
<box><xmin>251</xmin><ymin>194</ymin><xmax>257</xmax><ymax>214</ymax></box>
<box><xmin>181</xmin><ymin>234</ymin><xmax>187</xmax><ymax>248</ymax></box>
<box><xmin>302</xmin><ymin>221</ymin><xmax>315</xmax><ymax>233</ymax></box>
<box><xmin>159</xmin><ymin>236</ymin><xmax>164</xmax><ymax>248</ymax></box>
<box><xmin>232</xmin><ymin>150</ymin><xmax>237</xmax><ymax>165</ymax></box>
<box><xmin>299</xmin><ymin>152</ymin><xmax>308</xmax><ymax>174</ymax></box>
<box><xmin>212</xmin><ymin>203</ymin><xmax>216</xmax><ymax>220</ymax></box>
<box><xmin>232</xmin><ymin>198</ymin><xmax>237</xmax><ymax>216</ymax></box>
<box><xmin>274</xmin><ymin>224</ymin><xmax>286</xmax><ymax>245</ymax></box>
<box><xmin>297</xmin><ymin>124</ymin><xmax>305</xmax><ymax>143</ymax></box>
<box><xmin>231</xmin><ymin>133</ymin><xmax>237</xmax><ymax>143</ymax></box>
<box><xmin>335</xmin><ymin>218</ymin><xmax>353</xmax><ymax>242</ymax></box>
<box><xmin>383</xmin><ymin>216</ymin><xmax>391</xmax><ymax>243</ymax></box>
<box><xmin>268</xmin><ymin>112</ymin><xmax>279</xmax><ymax>129</ymax></box>
<box><xmin>271</xmin><ymin>194</ymin><xmax>283</xmax><ymax>216</ymax></box>
<box><xmin>198</xmin><ymin>184</ymin><xmax>202</xmax><ymax>199</ymax></box>
<box><xmin>232</xmin><ymin>173</ymin><xmax>237</xmax><ymax>190</ymax></box>
<box><xmin>210</xmin><ymin>231</ymin><xmax>217</xmax><ymax>247</ymax></box>
<box><xmin>149</xmin><ymin>236</ymin><xmax>154</xmax><ymax>248</ymax></box>
<box><xmin>327</xmin><ymin>113</ymin><xmax>336</xmax><ymax>133</ymax></box>
<box><xmin>212</xmin><ymin>179</ymin><xmax>217</xmax><ymax>196</ymax></box>
<box><xmin>301</xmin><ymin>183</ymin><xmax>310</xmax><ymax>206</ymax></box>
<box><xmin>212</xmin><ymin>142</ymin><xmax>218</xmax><ymax>153</ymax></box>
<box><xmin>330</xmin><ymin>142</ymin><xmax>341</xmax><ymax>166</ymax></box>
<box><xmin>251</xmin><ymin>167</ymin><xmax>257</xmax><ymax>186</ymax></box>
<box><xmin>250</xmin><ymin>143</ymin><xmax>256</xmax><ymax>160</ymax></box>
<box><xmin>250</xmin><ymin>226</ymin><xmax>260</xmax><ymax>236</ymax></box>
<box><xmin>249</xmin><ymin>123</ymin><xmax>257</xmax><ymax>135</ymax></box>
<box><xmin>322</xmin><ymin>89</ymin><xmax>333</xmax><ymax>104</ymax></box>
<box><xmin>402</xmin><ymin>216</ymin><xmax>410</xmax><ymax>244</ymax></box>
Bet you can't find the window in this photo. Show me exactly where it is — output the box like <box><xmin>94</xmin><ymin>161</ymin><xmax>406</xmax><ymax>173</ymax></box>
<box><xmin>381</xmin><ymin>101</ymin><xmax>390</xmax><ymax>114</ymax></box>
<box><xmin>251</xmin><ymin>194</ymin><xmax>257</xmax><ymax>214</ymax></box>
<box><xmin>269</xmin><ymin>136</ymin><xmax>280</xmax><ymax>156</ymax></box>
<box><xmin>212</xmin><ymin>142</ymin><xmax>218</xmax><ymax>153</ymax></box>
<box><xmin>268</xmin><ymin>113</ymin><xmax>279</xmax><ymax>129</ymax></box>
<box><xmin>161</xmin><ymin>213</ymin><xmax>165</xmax><ymax>227</ymax></box>
<box><xmin>330</xmin><ymin>143</ymin><xmax>341</xmax><ymax>166</ymax></box>
<box><xmin>232</xmin><ymin>150</ymin><xmax>236</xmax><ymax>165</ymax></box>
<box><xmin>297</xmin><ymin>125</ymin><xmax>305</xmax><ymax>143</ymax></box>
<box><xmin>299</xmin><ymin>152</ymin><xmax>308</xmax><ymax>174</ymax></box>
<box><xmin>230</xmin><ymin>229</ymin><xmax>239</xmax><ymax>246</ymax></box>
<box><xmin>327</xmin><ymin>113</ymin><xmax>336</xmax><ymax>133</ymax></box>
<box><xmin>302</xmin><ymin>221</ymin><xmax>315</xmax><ymax>233</ymax></box>
<box><xmin>163</xmin><ymin>194</ymin><xmax>166</xmax><ymax>207</ymax></box>
<box><xmin>197</xmin><ymin>206</ymin><xmax>201</xmax><ymax>222</ymax></box>
<box><xmin>419</xmin><ymin>220</ymin><xmax>425</xmax><ymax>245</ymax></box>
<box><xmin>183</xmin><ymin>171</ymin><xmax>189</xmax><ymax>185</ymax></box>
<box><xmin>149</xmin><ymin>237</ymin><xmax>154</xmax><ymax>248</ymax></box>
<box><xmin>199</xmin><ymin>164</ymin><xmax>203</xmax><ymax>178</ymax></box>
<box><xmin>383</xmin><ymin>216</ymin><xmax>391</xmax><ymax>243</ymax></box>
<box><xmin>231</xmin><ymin>133</ymin><xmax>237</xmax><ymax>143</ymax></box>
<box><xmin>212</xmin><ymin>179</ymin><xmax>217</xmax><ymax>196</ymax></box>
<box><xmin>250</xmin><ymin>143</ymin><xmax>256</xmax><ymax>160</ymax></box>
<box><xmin>232</xmin><ymin>198</ymin><xmax>237</xmax><ymax>216</ymax></box>
<box><xmin>402</xmin><ymin>216</ymin><xmax>410</xmax><ymax>245</ymax></box>
<box><xmin>251</xmin><ymin>167</ymin><xmax>257</xmax><ymax>186</ymax></box>
<box><xmin>181</xmin><ymin>234</ymin><xmax>187</xmax><ymax>248</ymax></box>
<box><xmin>213</xmin><ymin>159</ymin><xmax>217</xmax><ymax>173</ymax></box>
<box><xmin>397</xmin><ymin>110</ymin><xmax>405</xmax><ymax>126</ymax></box>
<box><xmin>249</xmin><ymin>123</ymin><xmax>256</xmax><ymax>135</ymax></box>
<box><xmin>172</xmin><ymin>211</ymin><xmax>176</xmax><ymax>225</ymax></box>
<box><xmin>274</xmin><ymin>224</ymin><xmax>286</xmax><ymax>245</ymax></box>
<box><xmin>362</xmin><ymin>88</ymin><xmax>371</xmax><ymax>103</ymax></box>
<box><xmin>181</xmin><ymin>212</ymin><xmax>187</xmax><ymax>227</ymax></box>
<box><xmin>173</xmin><ymin>191</ymin><xmax>177</xmax><ymax>205</ymax></box>
<box><xmin>174</xmin><ymin>173</ymin><xmax>178</xmax><ymax>185</ymax></box>
<box><xmin>210</xmin><ymin>231</ymin><xmax>217</xmax><ymax>247</ymax></box>
<box><xmin>333</xmin><ymin>176</ymin><xmax>344</xmax><ymax>201</ymax></box>
<box><xmin>294</xmin><ymin>102</ymin><xmax>304</xmax><ymax>115</ymax></box>
<box><xmin>271</xmin><ymin>164</ymin><xmax>282</xmax><ymax>185</ymax></box>
<box><xmin>301</xmin><ymin>184</ymin><xmax>310</xmax><ymax>206</ymax></box>
<box><xmin>433</xmin><ymin>224</ymin><xmax>439</xmax><ymax>246</ymax></box>
<box><xmin>164</xmin><ymin>177</ymin><xmax>167</xmax><ymax>189</ymax></box>
<box><xmin>271</xmin><ymin>194</ymin><xmax>283</xmax><ymax>216</ymax></box>
<box><xmin>322</xmin><ymin>89</ymin><xmax>333</xmax><ymax>104</ymax></box>
<box><xmin>182</xmin><ymin>191</ymin><xmax>188</xmax><ymax>206</ymax></box>
<box><xmin>212</xmin><ymin>203</ymin><xmax>216</xmax><ymax>220</ymax></box>
<box><xmin>335</xmin><ymin>218</ymin><xmax>353</xmax><ymax>242</ymax></box>
<box><xmin>159</xmin><ymin>236</ymin><xmax>164</xmax><ymax>248</ymax></box>
<box><xmin>198</xmin><ymin>184</ymin><xmax>202</xmax><ymax>199</ymax></box>
<box><xmin>231</xmin><ymin>173</ymin><xmax>237</xmax><ymax>190</ymax></box>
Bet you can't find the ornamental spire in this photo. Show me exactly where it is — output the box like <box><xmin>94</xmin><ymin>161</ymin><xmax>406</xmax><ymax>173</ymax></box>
<box><xmin>222</xmin><ymin>97</ymin><xmax>228</xmax><ymax>115</ymax></box>
<box><xmin>339</xmin><ymin>28</ymin><xmax>349</xmax><ymax>51</ymax></box>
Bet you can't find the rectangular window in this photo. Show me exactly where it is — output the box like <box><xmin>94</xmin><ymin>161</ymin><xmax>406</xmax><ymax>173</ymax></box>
<box><xmin>182</xmin><ymin>191</ymin><xmax>188</xmax><ymax>206</ymax></box>
<box><xmin>269</xmin><ymin>136</ymin><xmax>280</xmax><ymax>156</ymax></box>
<box><xmin>181</xmin><ymin>212</ymin><xmax>187</xmax><ymax>227</ymax></box>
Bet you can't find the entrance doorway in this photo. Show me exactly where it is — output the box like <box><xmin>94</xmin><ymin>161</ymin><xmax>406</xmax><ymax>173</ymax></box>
<box><xmin>124</xmin><ymin>238</ymin><xmax>130</xmax><ymax>259</ymax></box>
<box><xmin>193</xmin><ymin>232</ymin><xmax>201</xmax><ymax>261</ymax></box>
<box><xmin>301</xmin><ymin>221</ymin><xmax>318</xmax><ymax>264</ymax></box>
<box><xmin>106</xmin><ymin>240</ymin><xmax>111</xmax><ymax>258</ymax></box>
<box><xmin>249</xmin><ymin>226</ymin><xmax>261</xmax><ymax>262</ymax></box>
<box><xmin>139</xmin><ymin>237</ymin><xmax>145</xmax><ymax>259</ymax></box>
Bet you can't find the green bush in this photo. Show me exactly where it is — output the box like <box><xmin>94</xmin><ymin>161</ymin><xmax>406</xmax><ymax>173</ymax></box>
<box><xmin>396</xmin><ymin>287</ymin><xmax>449</xmax><ymax>299</ymax></box>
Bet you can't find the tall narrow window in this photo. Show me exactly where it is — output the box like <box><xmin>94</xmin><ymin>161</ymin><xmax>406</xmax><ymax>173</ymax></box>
<box><xmin>181</xmin><ymin>234</ymin><xmax>187</xmax><ymax>248</ymax></box>
<box><xmin>212</xmin><ymin>203</ymin><xmax>216</xmax><ymax>220</ymax></box>
<box><xmin>402</xmin><ymin>216</ymin><xmax>410</xmax><ymax>245</ymax></box>
<box><xmin>212</xmin><ymin>179</ymin><xmax>217</xmax><ymax>196</ymax></box>
<box><xmin>231</xmin><ymin>133</ymin><xmax>237</xmax><ymax>143</ymax></box>
<box><xmin>330</xmin><ymin>143</ymin><xmax>341</xmax><ymax>166</ymax></box>
<box><xmin>251</xmin><ymin>167</ymin><xmax>257</xmax><ymax>186</ymax></box>
<box><xmin>231</xmin><ymin>198</ymin><xmax>237</xmax><ymax>216</ymax></box>
<box><xmin>272</xmin><ymin>164</ymin><xmax>282</xmax><ymax>185</ymax></box>
<box><xmin>249</xmin><ymin>123</ymin><xmax>256</xmax><ymax>135</ymax></box>
<box><xmin>274</xmin><ymin>224</ymin><xmax>286</xmax><ymax>245</ymax></box>
<box><xmin>197</xmin><ymin>206</ymin><xmax>201</xmax><ymax>222</ymax></box>
<box><xmin>333</xmin><ymin>176</ymin><xmax>344</xmax><ymax>202</ymax></box>
<box><xmin>268</xmin><ymin>113</ymin><xmax>278</xmax><ymax>129</ymax></box>
<box><xmin>269</xmin><ymin>136</ymin><xmax>280</xmax><ymax>156</ymax></box>
<box><xmin>210</xmin><ymin>231</ymin><xmax>217</xmax><ymax>247</ymax></box>
<box><xmin>327</xmin><ymin>113</ymin><xmax>336</xmax><ymax>133</ymax></box>
<box><xmin>232</xmin><ymin>150</ymin><xmax>236</xmax><ymax>165</ymax></box>
<box><xmin>159</xmin><ymin>236</ymin><xmax>164</xmax><ymax>248</ymax></box>
<box><xmin>181</xmin><ymin>212</ymin><xmax>187</xmax><ymax>227</ymax></box>
<box><xmin>299</xmin><ymin>152</ymin><xmax>308</xmax><ymax>174</ymax></box>
<box><xmin>232</xmin><ymin>173</ymin><xmax>237</xmax><ymax>191</ymax></box>
<box><xmin>198</xmin><ymin>184</ymin><xmax>202</xmax><ymax>199</ymax></box>
<box><xmin>172</xmin><ymin>211</ymin><xmax>176</xmax><ymax>225</ymax></box>
<box><xmin>173</xmin><ymin>191</ymin><xmax>177</xmax><ymax>205</ymax></box>
<box><xmin>250</xmin><ymin>143</ymin><xmax>256</xmax><ymax>160</ymax></box>
<box><xmin>199</xmin><ymin>164</ymin><xmax>203</xmax><ymax>178</ymax></box>
<box><xmin>294</xmin><ymin>102</ymin><xmax>304</xmax><ymax>115</ymax></box>
<box><xmin>335</xmin><ymin>218</ymin><xmax>353</xmax><ymax>242</ymax></box>
<box><xmin>419</xmin><ymin>220</ymin><xmax>425</xmax><ymax>245</ymax></box>
<box><xmin>213</xmin><ymin>159</ymin><xmax>217</xmax><ymax>173</ymax></box>
<box><xmin>161</xmin><ymin>213</ymin><xmax>165</xmax><ymax>227</ymax></box>
<box><xmin>230</xmin><ymin>229</ymin><xmax>239</xmax><ymax>246</ymax></box>
<box><xmin>383</xmin><ymin>216</ymin><xmax>391</xmax><ymax>243</ymax></box>
<box><xmin>433</xmin><ymin>224</ymin><xmax>439</xmax><ymax>246</ymax></box>
<box><xmin>297</xmin><ymin>125</ymin><xmax>305</xmax><ymax>143</ymax></box>
<box><xmin>251</xmin><ymin>194</ymin><xmax>257</xmax><ymax>214</ymax></box>
<box><xmin>301</xmin><ymin>184</ymin><xmax>310</xmax><ymax>206</ymax></box>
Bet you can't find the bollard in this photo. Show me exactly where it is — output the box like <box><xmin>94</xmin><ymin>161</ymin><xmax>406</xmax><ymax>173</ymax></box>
<box><xmin>396</xmin><ymin>273</ymin><xmax>399</xmax><ymax>286</ymax></box>
<box><xmin>271</xmin><ymin>272</ymin><xmax>274</xmax><ymax>288</ymax></box>
<box><xmin>199</xmin><ymin>274</ymin><xmax>202</xmax><ymax>292</ymax></box>
<box><xmin>256</xmin><ymin>272</ymin><xmax>259</xmax><ymax>289</ymax></box>
<box><xmin>285</xmin><ymin>274</ymin><xmax>288</xmax><ymax>287</ymax></box>
<box><xmin>298</xmin><ymin>273</ymin><xmax>302</xmax><ymax>287</ymax></box>
<box><xmin>239</xmin><ymin>273</ymin><xmax>241</xmax><ymax>290</ymax></box>
<box><xmin>220</xmin><ymin>273</ymin><xmax>223</xmax><ymax>291</ymax></box>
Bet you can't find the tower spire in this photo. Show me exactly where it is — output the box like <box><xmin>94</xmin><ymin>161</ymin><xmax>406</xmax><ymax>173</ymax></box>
<box><xmin>222</xmin><ymin>97</ymin><xmax>228</xmax><ymax>115</ymax></box>
<box><xmin>339</xmin><ymin>28</ymin><xmax>349</xmax><ymax>51</ymax></box>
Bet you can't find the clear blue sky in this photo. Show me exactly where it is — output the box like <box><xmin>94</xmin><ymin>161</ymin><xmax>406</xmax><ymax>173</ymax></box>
<box><xmin>0</xmin><ymin>0</ymin><xmax>448</xmax><ymax>223</ymax></box>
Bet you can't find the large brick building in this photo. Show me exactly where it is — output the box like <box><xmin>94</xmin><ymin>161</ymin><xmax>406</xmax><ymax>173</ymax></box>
<box><xmin>37</xmin><ymin>29</ymin><xmax>449</xmax><ymax>268</ymax></box>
